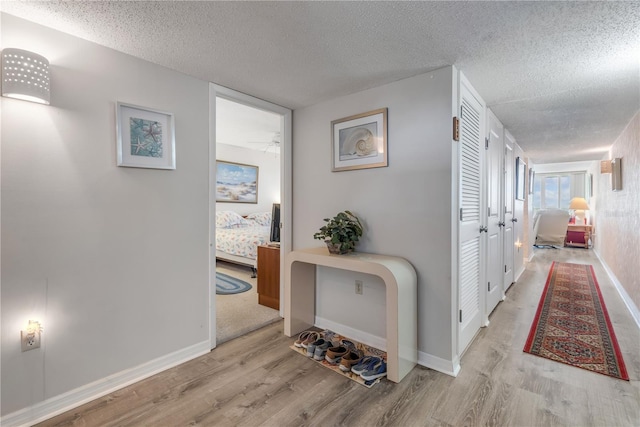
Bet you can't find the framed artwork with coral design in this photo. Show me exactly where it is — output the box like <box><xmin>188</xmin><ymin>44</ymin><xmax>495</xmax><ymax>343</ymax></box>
<box><xmin>116</xmin><ymin>102</ymin><xmax>176</xmax><ymax>169</ymax></box>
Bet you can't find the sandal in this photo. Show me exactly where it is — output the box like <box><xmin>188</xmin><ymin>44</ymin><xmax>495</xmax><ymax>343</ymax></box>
<box><xmin>360</xmin><ymin>359</ymin><xmax>387</xmax><ymax>381</ymax></box>
<box><xmin>294</xmin><ymin>331</ymin><xmax>320</xmax><ymax>348</ymax></box>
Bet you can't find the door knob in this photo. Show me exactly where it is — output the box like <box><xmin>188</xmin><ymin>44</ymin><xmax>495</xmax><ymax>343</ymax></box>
<box><xmin>479</xmin><ymin>226</ymin><xmax>488</xmax><ymax>233</ymax></box>
<box><xmin>498</xmin><ymin>221</ymin><xmax>505</xmax><ymax>227</ymax></box>
<box><xmin>511</xmin><ymin>218</ymin><xmax>518</xmax><ymax>222</ymax></box>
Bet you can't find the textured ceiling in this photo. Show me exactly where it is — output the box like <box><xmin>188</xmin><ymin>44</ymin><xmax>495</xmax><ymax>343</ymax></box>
<box><xmin>1</xmin><ymin>1</ymin><xmax>639</xmax><ymax>163</ymax></box>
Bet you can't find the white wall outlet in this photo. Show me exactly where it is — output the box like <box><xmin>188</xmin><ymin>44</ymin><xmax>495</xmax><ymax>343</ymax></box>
<box><xmin>21</xmin><ymin>328</ymin><xmax>41</xmax><ymax>352</ymax></box>
<box><xmin>355</xmin><ymin>280</ymin><xmax>363</xmax><ymax>295</ymax></box>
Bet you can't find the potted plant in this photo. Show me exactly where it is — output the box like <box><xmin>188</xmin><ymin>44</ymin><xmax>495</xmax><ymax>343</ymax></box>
<box><xmin>313</xmin><ymin>210</ymin><xmax>363</xmax><ymax>254</ymax></box>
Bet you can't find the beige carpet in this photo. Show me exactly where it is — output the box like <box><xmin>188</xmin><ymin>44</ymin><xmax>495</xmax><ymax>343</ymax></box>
<box><xmin>216</xmin><ymin>261</ymin><xmax>281</xmax><ymax>344</ymax></box>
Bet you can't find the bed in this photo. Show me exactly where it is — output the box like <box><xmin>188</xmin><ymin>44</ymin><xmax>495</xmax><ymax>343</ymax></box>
<box><xmin>215</xmin><ymin>211</ymin><xmax>271</xmax><ymax>277</ymax></box>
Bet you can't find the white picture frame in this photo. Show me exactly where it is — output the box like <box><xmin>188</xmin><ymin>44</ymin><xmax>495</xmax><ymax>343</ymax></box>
<box><xmin>116</xmin><ymin>102</ymin><xmax>176</xmax><ymax>169</ymax></box>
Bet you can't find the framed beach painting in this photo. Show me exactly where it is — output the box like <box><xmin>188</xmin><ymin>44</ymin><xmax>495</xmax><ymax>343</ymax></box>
<box><xmin>331</xmin><ymin>108</ymin><xmax>388</xmax><ymax>172</ymax></box>
<box><xmin>216</xmin><ymin>160</ymin><xmax>259</xmax><ymax>203</ymax></box>
<box><xmin>116</xmin><ymin>102</ymin><xmax>176</xmax><ymax>169</ymax></box>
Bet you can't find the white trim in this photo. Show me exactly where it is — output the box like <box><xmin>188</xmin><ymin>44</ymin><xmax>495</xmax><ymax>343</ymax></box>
<box><xmin>418</xmin><ymin>350</ymin><xmax>460</xmax><ymax>377</ymax></box>
<box><xmin>0</xmin><ymin>341</ymin><xmax>210</xmax><ymax>427</ymax></box>
<box><xmin>594</xmin><ymin>249</ymin><xmax>640</xmax><ymax>329</ymax></box>
<box><xmin>314</xmin><ymin>316</ymin><xmax>387</xmax><ymax>352</ymax></box>
<box><xmin>208</xmin><ymin>83</ymin><xmax>217</xmax><ymax>349</ymax></box>
<box><xmin>208</xmin><ymin>83</ymin><xmax>293</xmax><ymax>342</ymax></box>
<box><xmin>514</xmin><ymin>265</ymin><xmax>526</xmax><ymax>282</ymax></box>
<box><xmin>313</xmin><ymin>316</ymin><xmax>461</xmax><ymax>378</ymax></box>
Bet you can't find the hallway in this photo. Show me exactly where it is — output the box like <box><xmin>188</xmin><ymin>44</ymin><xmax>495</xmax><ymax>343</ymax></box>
<box><xmin>39</xmin><ymin>248</ymin><xmax>639</xmax><ymax>426</ymax></box>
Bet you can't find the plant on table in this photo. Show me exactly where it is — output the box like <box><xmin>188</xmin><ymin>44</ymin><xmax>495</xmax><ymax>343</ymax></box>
<box><xmin>313</xmin><ymin>210</ymin><xmax>363</xmax><ymax>254</ymax></box>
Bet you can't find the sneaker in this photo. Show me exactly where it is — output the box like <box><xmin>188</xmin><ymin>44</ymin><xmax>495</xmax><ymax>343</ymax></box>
<box><xmin>360</xmin><ymin>359</ymin><xmax>387</xmax><ymax>381</ymax></box>
<box><xmin>350</xmin><ymin>356</ymin><xmax>380</xmax><ymax>375</ymax></box>
<box><xmin>307</xmin><ymin>338</ymin><xmax>330</xmax><ymax>358</ymax></box>
<box><xmin>325</xmin><ymin>345</ymin><xmax>349</xmax><ymax>364</ymax></box>
<box><xmin>338</xmin><ymin>351</ymin><xmax>362</xmax><ymax>372</ymax></box>
<box><xmin>312</xmin><ymin>339</ymin><xmax>334</xmax><ymax>360</ymax></box>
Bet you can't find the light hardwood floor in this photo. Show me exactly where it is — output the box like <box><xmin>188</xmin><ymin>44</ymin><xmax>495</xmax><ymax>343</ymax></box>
<box><xmin>38</xmin><ymin>248</ymin><xmax>639</xmax><ymax>426</ymax></box>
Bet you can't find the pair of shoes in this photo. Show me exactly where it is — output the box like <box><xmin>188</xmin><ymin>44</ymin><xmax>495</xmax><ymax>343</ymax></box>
<box><xmin>360</xmin><ymin>359</ymin><xmax>387</xmax><ymax>381</ymax></box>
<box><xmin>324</xmin><ymin>338</ymin><xmax>356</xmax><ymax>364</ymax></box>
<box><xmin>295</xmin><ymin>331</ymin><xmax>320</xmax><ymax>349</ymax></box>
<box><xmin>338</xmin><ymin>350</ymin><xmax>363</xmax><ymax>372</ymax></box>
<box><xmin>307</xmin><ymin>338</ymin><xmax>333</xmax><ymax>359</ymax></box>
<box><xmin>351</xmin><ymin>356</ymin><xmax>387</xmax><ymax>381</ymax></box>
<box><xmin>325</xmin><ymin>344</ymin><xmax>349</xmax><ymax>364</ymax></box>
<box><xmin>307</xmin><ymin>338</ymin><xmax>333</xmax><ymax>360</ymax></box>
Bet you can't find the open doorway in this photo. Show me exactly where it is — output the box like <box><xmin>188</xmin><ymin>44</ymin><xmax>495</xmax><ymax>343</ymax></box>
<box><xmin>210</xmin><ymin>85</ymin><xmax>291</xmax><ymax>346</ymax></box>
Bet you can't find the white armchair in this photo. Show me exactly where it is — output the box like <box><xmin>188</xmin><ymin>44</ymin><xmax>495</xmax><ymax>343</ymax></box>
<box><xmin>533</xmin><ymin>209</ymin><xmax>570</xmax><ymax>247</ymax></box>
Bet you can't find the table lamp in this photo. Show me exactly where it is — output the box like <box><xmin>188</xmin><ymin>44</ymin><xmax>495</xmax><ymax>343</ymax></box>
<box><xmin>569</xmin><ymin>197</ymin><xmax>590</xmax><ymax>224</ymax></box>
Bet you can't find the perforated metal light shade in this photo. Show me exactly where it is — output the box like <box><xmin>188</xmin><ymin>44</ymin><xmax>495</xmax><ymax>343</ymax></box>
<box><xmin>2</xmin><ymin>48</ymin><xmax>50</xmax><ymax>105</ymax></box>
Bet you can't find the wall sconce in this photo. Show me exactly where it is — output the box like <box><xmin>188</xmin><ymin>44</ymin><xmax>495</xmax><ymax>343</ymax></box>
<box><xmin>1</xmin><ymin>48</ymin><xmax>50</xmax><ymax>105</ymax></box>
<box><xmin>611</xmin><ymin>157</ymin><xmax>622</xmax><ymax>191</ymax></box>
<box><xmin>21</xmin><ymin>319</ymin><xmax>43</xmax><ymax>352</ymax></box>
<box><xmin>515</xmin><ymin>239</ymin><xmax>523</xmax><ymax>252</ymax></box>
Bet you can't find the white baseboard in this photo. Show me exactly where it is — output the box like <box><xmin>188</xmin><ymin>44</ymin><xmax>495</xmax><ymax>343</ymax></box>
<box><xmin>314</xmin><ymin>316</ymin><xmax>386</xmax><ymax>351</ymax></box>
<box><xmin>514</xmin><ymin>265</ymin><xmax>525</xmax><ymax>282</ymax></box>
<box><xmin>1</xmin><ymin>340</ymin><xmax>211</xmax><ymax>427</ymax></box>
<box><xmin>594</xmin><ymin>249</ymin><xmax>640</xmax><ymax>330</ymax></box>
<box><xmin>314</xmin><ymin>316</ymin><xmax>460</xmax><ymax>378</ymax></box>
<box><xmin>418</xmin><ymin>351</ymin><xmax>460</xmax><ymax>377</ymax></box>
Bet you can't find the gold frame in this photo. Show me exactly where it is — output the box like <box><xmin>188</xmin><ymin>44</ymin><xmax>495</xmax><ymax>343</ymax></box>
<box><xmin>331</xmin><ymin>108</ymin><xmax>388</xmax><ymax>172</ymax></box>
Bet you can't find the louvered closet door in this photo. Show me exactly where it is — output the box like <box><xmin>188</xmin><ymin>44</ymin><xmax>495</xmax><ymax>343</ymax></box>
<box><xmin>458</xmin><ymin>77</ymin><xmax>486</xmax><ymax>354</ymax></box>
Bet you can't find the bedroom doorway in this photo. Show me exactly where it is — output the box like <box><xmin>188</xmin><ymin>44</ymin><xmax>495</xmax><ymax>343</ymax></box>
<box><xmin>209</xmin><ymin>84</ymin><xmax>292</xmax><ymax>347</ymax></box>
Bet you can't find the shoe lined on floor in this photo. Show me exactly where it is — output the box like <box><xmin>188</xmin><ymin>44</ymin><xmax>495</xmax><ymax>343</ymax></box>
<box><xmin>350</xmin><ymin>356</ymin><xmax>380</xmax><ymax>375</ymax></box>
<box><xmin>306</xmin><ymin>338</ymin><xmax>331</xmax><ymax>358</ymax></box>
<box><xmin>295</xmin><ymin>331</ymin><xmax>317</xmax><ymax>348</ymax></box>
<box><xmin>312</xmin><ymin>339</ymin><xmax>334</xmax><ymax>360</ymax></box>
<box><xmin>294</xmin><ymin>331</ymin><xmax>310</xmax><ymax>348</ymax></box>
<box><xmin>338</xmin><ymin>350</ymin><xmax>362</xmax><ymax>372</ymax></box>
<box><xmin>325</xmin><ymin>345</ymin><xmax>349</xmax><ymax>364</ymax></box>
<box><xmin>300</xmin><ymin>331</ymin><xmax>321</xmax><ymax>349</ymax></box>
<box><xmin>360</xmin><ymin>359</ymin><xmax>387</xmax><ymax>381</ymax></box>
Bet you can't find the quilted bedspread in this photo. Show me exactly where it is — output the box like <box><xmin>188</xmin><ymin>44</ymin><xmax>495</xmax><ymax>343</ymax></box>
<box><xmin>216</xmin><ymin>225</ymin><xmax>270</xmax><ymax>260</ymax></box>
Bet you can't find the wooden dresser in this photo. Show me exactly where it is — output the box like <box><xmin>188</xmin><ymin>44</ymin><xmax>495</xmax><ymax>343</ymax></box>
<box><xmin>257</xmin><ymin>245</ymin><xmax>280</xmax><ymax>310</ymax></box>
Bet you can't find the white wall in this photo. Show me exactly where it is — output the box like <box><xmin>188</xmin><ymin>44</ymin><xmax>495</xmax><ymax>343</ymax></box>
<box><xmin>216</xmin><ymin>143</ymin><xmax>280</xmax><ymax>215</ymax></box>
<box><xmin>1</xmin><ymin>14</ymin><xmax>210</xmax><ymax>417</ymax></box>
<box><xmin>596</xmin><ymin>111</ymin><xmax>640</xmax><ymax>323</ymax></box>
<box><xmin>293</xmin><ymin>67</ymin><xmax>456</xmax><ymax>364</ymax></box>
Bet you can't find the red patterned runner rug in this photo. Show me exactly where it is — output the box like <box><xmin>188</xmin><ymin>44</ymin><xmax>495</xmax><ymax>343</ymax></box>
<box><xmin>524</xmin><ymin>262</ymin><xmax>629</xmax><ymax>380</ymax></box>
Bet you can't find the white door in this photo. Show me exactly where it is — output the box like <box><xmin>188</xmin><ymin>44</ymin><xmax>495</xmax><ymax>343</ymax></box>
<box><xmin>503</xmin><ymin>131</ymin><xmax>515</xmax><ymax>290</ymax></box>
<box><xmin>458</xmin><ymin>75</ymin><xmax>486</xmax><ymax>353</ymax></box>
<box><xmin>485</xmin><ymin>109</ymin><xmax>503</xmax><ymax>320</ymax></box>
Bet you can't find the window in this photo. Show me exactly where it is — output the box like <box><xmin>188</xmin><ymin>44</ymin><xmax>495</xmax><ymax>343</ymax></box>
<box><xmin>533</xmin><ymin>172</ymin><xmax>586</xmax><ymax>212</ymax></box>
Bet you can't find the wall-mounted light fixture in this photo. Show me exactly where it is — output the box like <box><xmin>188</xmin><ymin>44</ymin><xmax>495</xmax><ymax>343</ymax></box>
<box><xmin>1</xmin><ymin>48</ymin><xmax>50</xmax><ymax>105</ymax></box>
<box><xmin>611</xmin><ymin>157</ymin><xmax>622</xmax><ymax>191</ymax></box>
<box><xmin>515</xmin><ymin>239</ymin><xmax>523</xmax><ymax>252</ymax></box>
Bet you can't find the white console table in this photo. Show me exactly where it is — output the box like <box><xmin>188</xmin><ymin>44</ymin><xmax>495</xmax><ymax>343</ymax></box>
<box><xmin>285</xmin><ymin>247</ymin><xmax>417</xmax><ymax>383</ymax></box>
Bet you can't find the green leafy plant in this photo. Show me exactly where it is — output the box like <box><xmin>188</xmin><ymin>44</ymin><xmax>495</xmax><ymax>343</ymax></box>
<box><xmin>313</xmin><ymin>210</ymin><xmax>363</xmax><ymax>254</ymax></box>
